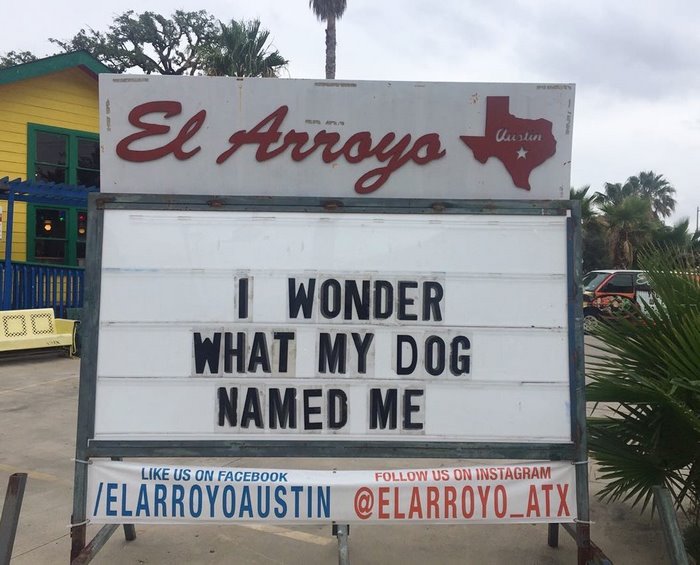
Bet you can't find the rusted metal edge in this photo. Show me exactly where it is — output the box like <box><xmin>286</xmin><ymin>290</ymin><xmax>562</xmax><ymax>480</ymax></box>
<box><xmin>561</xmin><ymin>523</ymin><xmax>613</xmax><ymax>564</ymax></box>
<box><xmin>70</xmin><ymin>524</ymin><xmax>119</xmax><ymax>565</ymax></box>
<box><xmin>72</xmin><ymin>194</ymin><xmax>106</xmax><ymax>562</ymax></box>
<box><xmin>547</xmin><ymin>523</ymin><xmax>559</xmax><ymax>547</ymax></box>
<box><xmin>564</xmin><ymin>205</ymin><xmax>595</xmax><ymax>565</ymax></box>
<box><xmin>0</xmin><ymin>473</ymin><xmax>28</xmax><ymax>565</ymax></box>
<box><xmin>92</xmin><ymin>194</ymin><xmax>116</xmax><ymax>209</ymax></box>
<box><xmin>84</xmin><ymin>440</ymin><xmax>576</xmax><ymax>460</ymax></box>
<box><xmin>92</xmin><ymin>194</ymin><xmax>572</xmax><ymax>216</ymax></box>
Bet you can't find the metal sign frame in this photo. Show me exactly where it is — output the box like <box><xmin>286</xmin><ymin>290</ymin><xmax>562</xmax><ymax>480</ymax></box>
<box><xmin>71</xmin><ymin>194</ymin><xmax>589</xmax><ymax>562</ymax></box>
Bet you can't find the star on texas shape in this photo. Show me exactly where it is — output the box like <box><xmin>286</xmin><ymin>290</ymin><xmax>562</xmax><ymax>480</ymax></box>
<box><xmin>460</xmin><ymin>96</ymin><xmax>556</xmax><ymax>190</ymax></box>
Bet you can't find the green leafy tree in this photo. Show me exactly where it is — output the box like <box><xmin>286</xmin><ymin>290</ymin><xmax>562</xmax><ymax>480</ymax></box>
<box><xmin>309</xmin><ymin>0</ymin><xmax>347</xmax><ymax>79</ymax></box>
<box><xmin>203</xmin><ymin>19</ymin><xmax>287</xmax><ymax>77</ymax></box>
<box><xmin>0</xmin><ymin>50</ymin><xmax>37</xmax><ymax>69</ymax></box>
<box><xmin>587</xmin><ymin>250</ymin><xmax>700</xmax><ymax>556</ymax></box>
<box><xmin>50</xmin><ymin>10</ymin><xmax>219</xmax><ymax>74</ymax></box>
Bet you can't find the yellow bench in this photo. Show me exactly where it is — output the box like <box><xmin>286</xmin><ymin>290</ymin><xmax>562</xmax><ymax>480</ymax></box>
<box><xmin>0</xmin><ymin>308</ymin><xmax>78</xmax><ymax>357</ymax></box>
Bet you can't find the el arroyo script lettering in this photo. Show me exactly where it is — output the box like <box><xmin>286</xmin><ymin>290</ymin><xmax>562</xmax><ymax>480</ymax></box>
<box><xmin>115</xmin><ymin>102</ymin><xmax>446</xmax><ymax>193</ymax></box>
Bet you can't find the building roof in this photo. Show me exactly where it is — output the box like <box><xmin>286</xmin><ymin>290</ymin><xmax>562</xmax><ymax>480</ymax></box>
<box><xmin>0</xmin><ymin>51</ymin><xmax>112</xmax><ymax>86</ymax></box>
<box><xmin>0</xmin><ymin>177</ymin><xmax>99</xmax><ymax>206</ymax></box>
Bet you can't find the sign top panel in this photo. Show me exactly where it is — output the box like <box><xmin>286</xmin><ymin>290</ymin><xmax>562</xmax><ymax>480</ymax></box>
<box><xmin>99</xmin><ymin>76</ymin><xmax>574</xmax><ymax>199</ymax></box>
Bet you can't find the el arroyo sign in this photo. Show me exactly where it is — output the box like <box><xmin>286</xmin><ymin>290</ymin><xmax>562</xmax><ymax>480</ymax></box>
<box><xmin>69</xmin><ymin>77</ymin><xmax>587</xmax><ymax>563</ymax></box>
<box><xmin>100</xmin><ymin>77</ymin><xmax>574</xmax><ymax>199</ymax></box>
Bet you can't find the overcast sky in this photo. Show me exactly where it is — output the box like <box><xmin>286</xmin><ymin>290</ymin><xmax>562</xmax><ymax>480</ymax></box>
<box><xmin>5</xmin><ymin>0</ymin><xmax>699</xmax><ymax>228</ymax></box>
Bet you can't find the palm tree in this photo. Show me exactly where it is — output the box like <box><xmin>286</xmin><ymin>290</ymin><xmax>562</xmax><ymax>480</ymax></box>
<box><xmin>655</xmin><ymin>219</ymin><xmax>692</xmax><ymax>247</ymax></box>
<box><xmin>587</xmin><ymin>250</ymin><xmax>700</xmax><ymax>556</ymax></box>
<box><xmin>593</xmin><ymin>181</ymin><xmax>636</xmax><ymax>208</ymax></box>
<box><xmin>654</xmin><ymin>219</ymin><xmax>700</xmax><ymax>266</ymax></box>
<box><xmin>570</xmin><ymin>185</ymin><xmax>595</xmax><ymax>221</ymax></box>
<box><xmin>626</xmin><ymin>171</ymin><xmax>676</xmax><ymax>220</ymax></box>
<box><xmin>571</xmin><ymin>185</ymin><xmax>610</xmax><ymax>270</ymax></box>
<box><xmin>601</xmin><ymin>196</ymin><xmax>655</xmax><ymax>268</ymax></box>
<box><xmin>203</xmin><ymin>19</ymin><xmax>287</xmax><ymax>77</ymax></box>
<box><xmin>595</xmin><ymin>172</ymin><xmax>677</xmax><ymax>221</ymax></box>
<box><xmin>308</xmin><ymin>0</ymin><xmax>347</xmax><ymax>79</ymax></box>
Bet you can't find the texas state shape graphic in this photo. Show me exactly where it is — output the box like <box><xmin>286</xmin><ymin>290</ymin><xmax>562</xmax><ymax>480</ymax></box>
<box><xmin>460</xmin><ymin>96</ymin><xmax>556</xmax><ymax>190</ymax></box>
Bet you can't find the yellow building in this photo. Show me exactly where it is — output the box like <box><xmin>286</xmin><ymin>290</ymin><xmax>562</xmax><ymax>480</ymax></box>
<box><xmin>0</xmin><ymin>51</ymin><xmax>109</xmax><ymax>266</ymax></box>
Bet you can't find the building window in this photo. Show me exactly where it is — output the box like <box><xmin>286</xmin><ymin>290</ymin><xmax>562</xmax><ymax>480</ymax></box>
<box><xmin>28</xmin><ymin>124</ymin><xmax>100</xmax><ymax>187</ymax></box>
<box><xmin>27</xmin><ymin>205</ymin><xmax>88</xmax><ymax>267</ymax></box>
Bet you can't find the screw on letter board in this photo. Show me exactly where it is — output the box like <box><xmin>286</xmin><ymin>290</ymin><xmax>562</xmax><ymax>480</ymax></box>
<box><xmin>323</xmin><ymin>200</ymin><xmax>343</xmax><ymax>212</ymax></box>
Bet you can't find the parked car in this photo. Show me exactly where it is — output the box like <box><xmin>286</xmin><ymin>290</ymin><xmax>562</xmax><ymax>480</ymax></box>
<box><xmin>582</xmin><ymin>270</ymin><xmax>652</xmax><ymax>332</ymax></box>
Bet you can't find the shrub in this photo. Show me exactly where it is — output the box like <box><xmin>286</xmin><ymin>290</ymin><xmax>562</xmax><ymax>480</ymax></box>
<box><xmin>587</xmin><ymin>249</ymin><xmax>700</xmax><ymax>536</ymax></box>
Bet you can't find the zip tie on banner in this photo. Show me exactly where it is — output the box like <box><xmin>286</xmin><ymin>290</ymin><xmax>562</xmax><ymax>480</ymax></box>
<box><xmin>69</xmin><ymin>519</ymin><xmax>91</xmax><ymax>528</ymax></box>
<box><xmin>572</xmin><ymin>460</ymin><xmax>589</xmax><ymax>465</ymax></box>
<box><xmin>574</xmin><ymin>518</ymin><xmax>595</xmax><ymax>525</ymax></box>
<box><xmin>72</xmin><ymin>458</ymin><xmax>92</xmax><ymax>465</ymax></box>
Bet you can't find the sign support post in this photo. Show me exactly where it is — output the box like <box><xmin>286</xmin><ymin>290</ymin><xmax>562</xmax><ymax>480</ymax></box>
<box><xmin>335</xmin><ymin>524</ymin><xmax>350</xmax><ymax>565</ymax></box>
<box><xmin>571</xmin><ymin>207</ymin><xmax>593</xmax><ymax>565</ymax></box>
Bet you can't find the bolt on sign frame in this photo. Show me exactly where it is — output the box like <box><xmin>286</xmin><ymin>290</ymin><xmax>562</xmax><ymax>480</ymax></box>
<box><xmin>70</xmin><ymin>195</ymin><xmax>591</xmax><ymax>563</ymax></box>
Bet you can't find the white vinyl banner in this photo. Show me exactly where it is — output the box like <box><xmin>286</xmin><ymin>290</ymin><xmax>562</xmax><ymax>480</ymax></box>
<box><xmin>88</xmin><ymin>460</ymin><xmax>577</xmax><ymax>525</ymax></box>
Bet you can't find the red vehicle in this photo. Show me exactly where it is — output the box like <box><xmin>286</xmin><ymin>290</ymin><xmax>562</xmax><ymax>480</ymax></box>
<box><xmin>582</xmin><ymin>270</ymin><xmax>652</xmax><ymax>332</ymax></box>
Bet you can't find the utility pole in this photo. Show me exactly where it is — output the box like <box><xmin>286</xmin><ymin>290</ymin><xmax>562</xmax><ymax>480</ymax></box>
<box><xmin>696</xmin><ymin>206</ymin><xmax>699</xmax><ymax>233</ymax></box>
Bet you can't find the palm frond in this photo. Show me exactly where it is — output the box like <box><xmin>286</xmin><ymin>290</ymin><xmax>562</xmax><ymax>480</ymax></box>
<box><xmin>586</xmin><ymin>248</ymin><xmax>700</xmax><ymax>521</ymax></box>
